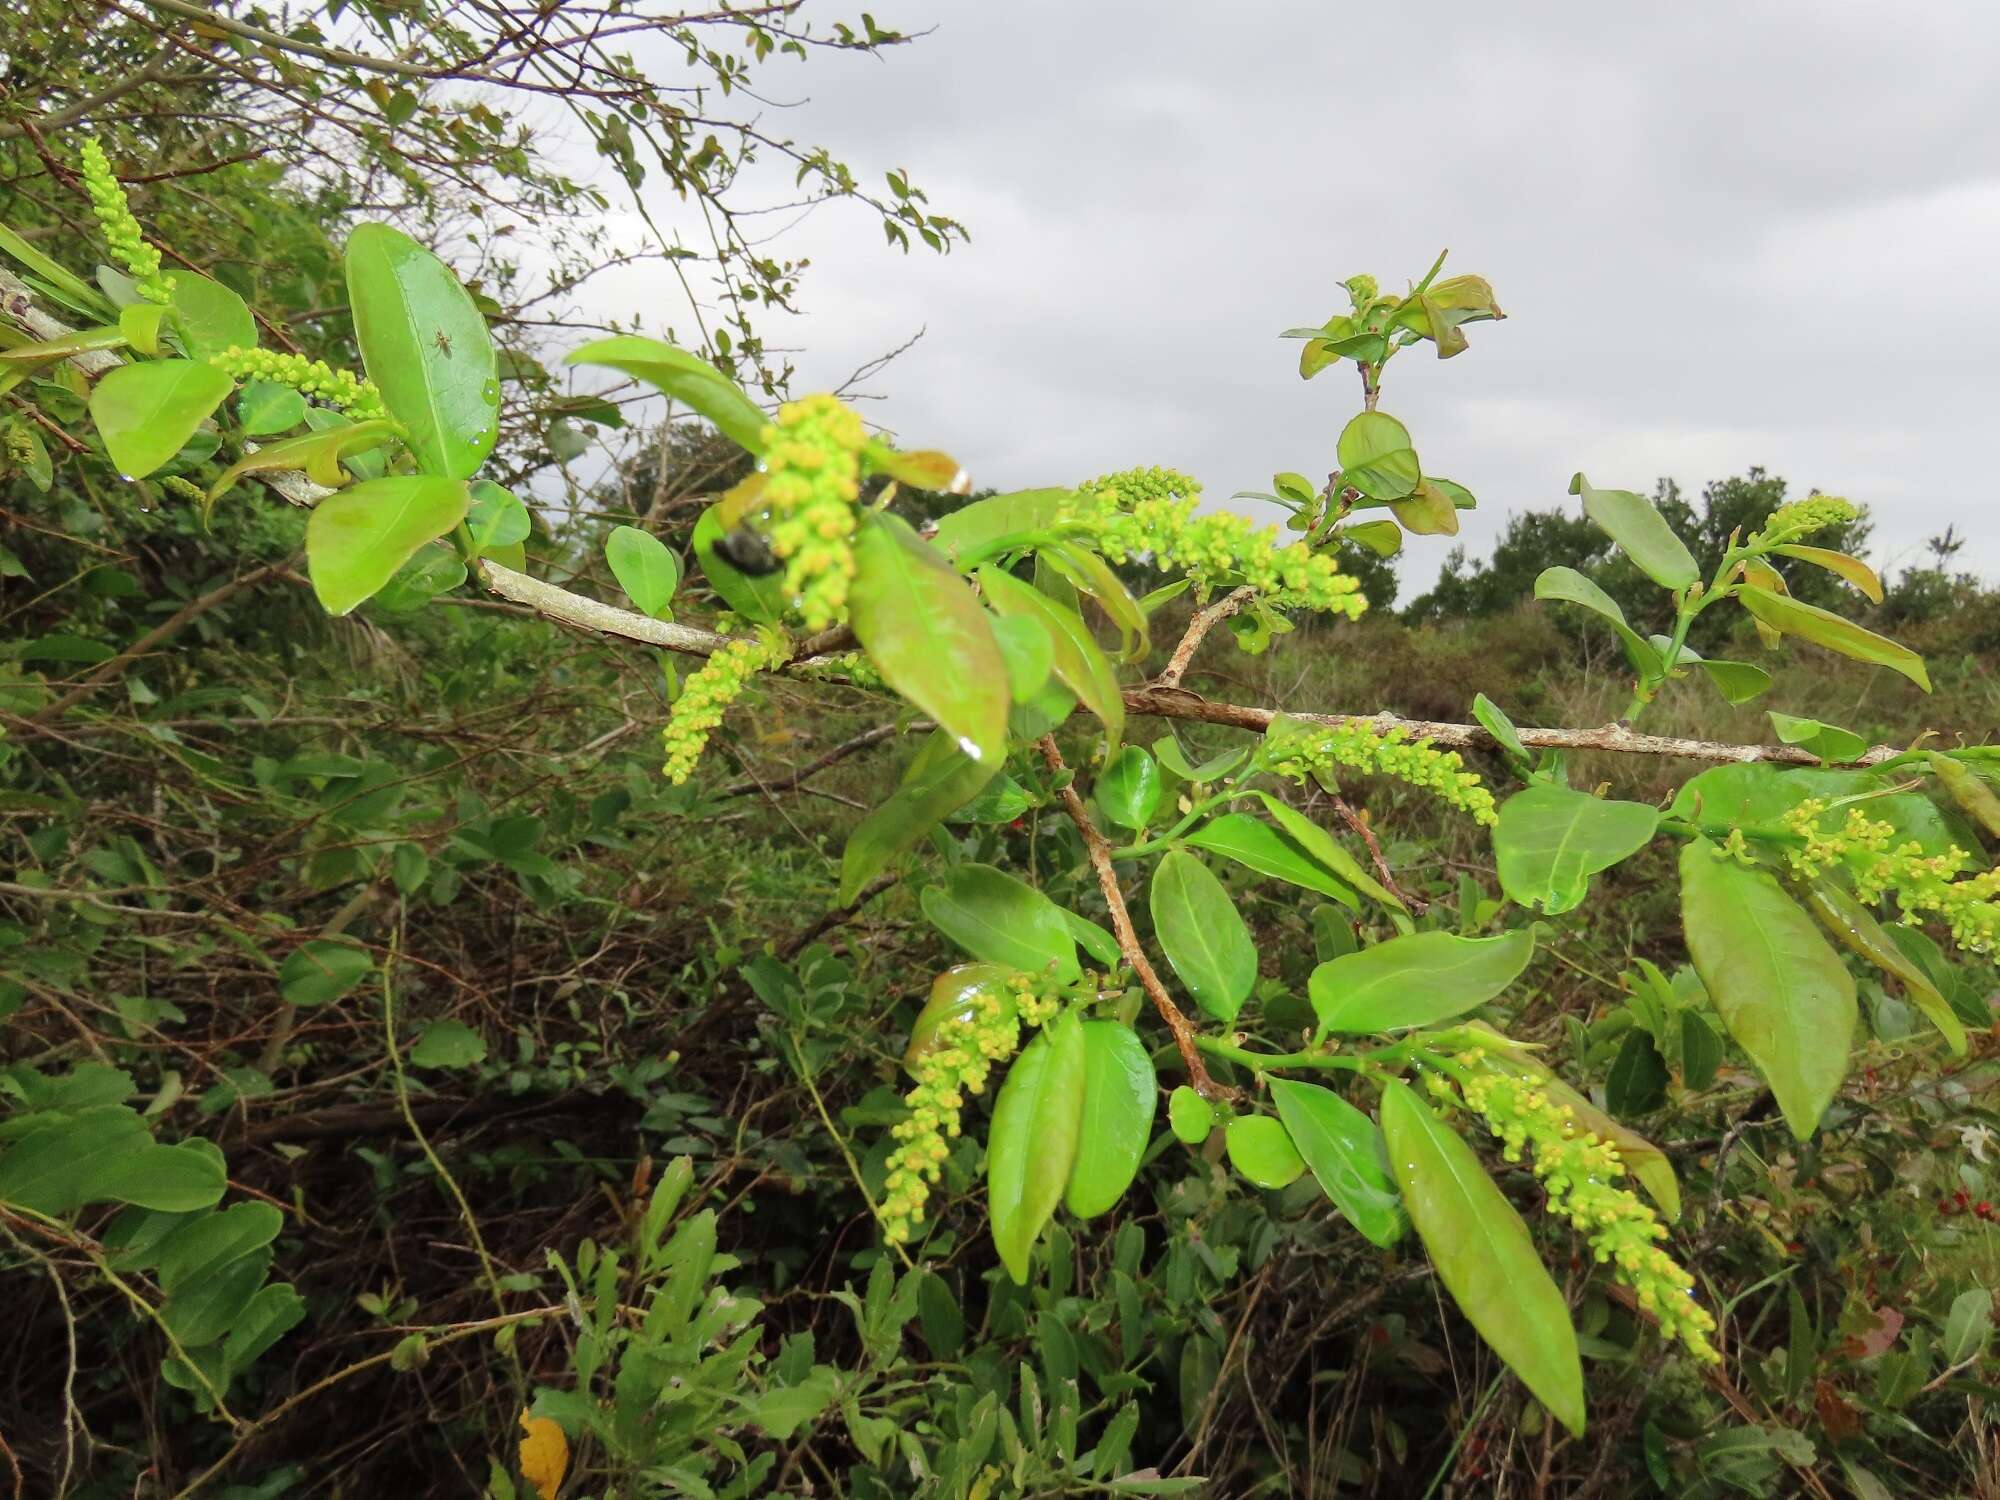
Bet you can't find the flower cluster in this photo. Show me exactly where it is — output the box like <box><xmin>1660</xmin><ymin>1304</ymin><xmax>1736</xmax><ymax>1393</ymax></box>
<box><xmin>80</xmin><ymin>138</ymin><xmax>174</xmax><ymax>304</ymax></box>
<box><xmin>1069</xmin><ymin>467</ymin><xmax>1365</xmax><ymax>618</ymax></box>
<box><xmin>879</xmin><ymin>967</ymin><xmax>1064</xmax><ymax>1245</ymax></box>
<box><xmin>1780</xmin><ymin>798</ymin><xmax>2000</xmax><ymax>955</ymax></box>
<box><xmin>208</xmin><ymin>346</ymin><xmax>388</xmax><ymax>421</ymax></box>
<box><xmin>659</xmin><ymin>631</ymin><xmax>789</xmax><ymax>784</ymax></box>
<box><xmin>1438</xmin><ymin>1057</ymin><xmax>1719</xmax><ymax>1362</ymax></box>
<box><xmin>1263</xmin><ymin>718</ymin><xmax>1498</xmax><ymax>825</ymax></box>
<box><xmin>1749</xmin><ymin>494</ymin><xmax>1858</xmax><ymax>548</ymax></box>
<box><xmin>758</xmin><ymin>393</ymin><xmax>866</xmax><ymax>633</ymax></box>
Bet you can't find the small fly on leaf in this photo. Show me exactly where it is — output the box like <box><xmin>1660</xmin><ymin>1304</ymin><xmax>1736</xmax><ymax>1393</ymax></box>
<box><xmin>433</xmin><ymin>330</ymin><xmax>453</xmax><ymax>357</ymax></box>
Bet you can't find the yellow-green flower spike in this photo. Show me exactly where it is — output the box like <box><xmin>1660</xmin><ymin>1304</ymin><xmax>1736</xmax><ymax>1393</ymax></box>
<box><xmin>1748</xmin><ymin>494</ymin><xmax>1858</xmax><ymax>548</ymax></box>
<box><xmin>1780</xmin><ymin>798</ymin><xmax>2000</xmax><ymax>956</ymax></box>
<box><xmin>80</xmin><ymin>138</ymin><xmax>174</xmax><ymax>304</ymax></box>
<box><xmin>1262</xmin><ymin>718</ymin><xmax>1498</xmax><ymax>825</ymax></box>
<box><xmin>758</xmin><ymin>393</ymin><xmax>866</xmax><ymax>633</ymax></box>
<box><xmin>1070</xmin><ymin>467</ymin><xmax>1366</xmax><ymax>618</ymax></box>
<box><xmin>659</xmin><ymin>632</ymin><xmax>789</xmax><ymax>784</ymax></box>
<box><xmin>207</xmin><ymin>346</ymin><xmax>388</xmax><ymax>422</ymax></box>
<box><xmin>878</xmin><ymin>967</ymin><xmax>1064</xmax><ymax>1245</ymax></box>
<box><xmin>1438</xmin><ymin>1056</ymin><xmax>1719</xmax><ymax>1363</ymax></box>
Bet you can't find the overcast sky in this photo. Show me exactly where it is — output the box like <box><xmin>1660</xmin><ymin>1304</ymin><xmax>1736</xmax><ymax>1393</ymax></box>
<box><xmin>587</xmin><ymin>2</ymin><xmax>2000</xmax><ymax>590</ymax></box>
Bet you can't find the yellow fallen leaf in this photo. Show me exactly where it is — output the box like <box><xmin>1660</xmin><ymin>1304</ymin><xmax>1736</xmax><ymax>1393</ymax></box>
<box><xmin>518</xmin><ymin>1410</ymin><xmax>568</xmax><ymax>1500</ymax></box>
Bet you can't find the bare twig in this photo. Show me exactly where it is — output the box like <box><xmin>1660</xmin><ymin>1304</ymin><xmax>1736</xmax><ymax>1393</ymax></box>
<box><xmin>1156</xmin><ymin>584</ymin><xmax>1255</xmax><ymax>690</ymax></box>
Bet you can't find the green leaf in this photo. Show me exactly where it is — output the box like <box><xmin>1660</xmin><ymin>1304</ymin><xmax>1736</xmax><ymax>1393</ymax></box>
<box><xmin>205</xmin><ymin>419</ymin><xmax>399</xmax><ymax>506</ymax></box>
<box><xmin>1380</xmin><ymin>1081</ymin><xmax>1585</xmax><ymax>1436</ymax></box>
<box><xmin>120</xmin><ymin>301</ymin><xmax>167</xmax><ymax>356</ymax></box>
<box><xmin>851</xmin><ymin>514</ymin><xmax>1008</xmax><ymax>766</ymax></box>
<box><xmin>1168</xmin><ymin>1085</ymin><xmax>1215</xmax><ymax>1144</ymax></box>
<box><xmin>369</xmin><ymin>548</ymin><xmax>466</xmax><ymax>613</ymax></box>
<box><xmin>1605</xmin><ymin>1030</ymin><xmax>1669</xmax><ymax>1114</ymax></box>
<box><xmin>86</xmin><ymin>1142</ymin><xmax>227</xmax><ymax>1213</ymax></box>
<box><xmin>1534</xmin><ymin>567</ymin><xmax>1663</xmax><ymax>677</ymax></box>
<box><xmin>1526</xmin><ymin>1062</ymin><xmax>1681</xmax><ymax>1220</ymax></box>
<box><xmin>1148</xmin><ymin>851</ymin><xmax>1257</xmax><ymax>1023</ymax></box>
<box><xmin>153</xmin><ymin>1202</ymin><xmax>284</xmax><ymax>1295</ymax></box>
<box><xmin>988</xmin><ymin>1010</ymin><xmax>1086</xmax><ymax>1283</ymax></box>
<box><xmin>1226</xmin><ymin>1116</ymin><xmax>1306</xmax><ymax>1188</ymax></box>
<box><xmin>1680</xmin><ymin>1010</ymin><xmax>1724</xmax><ymax>1090</ymax></box>
<box><xmin>1096</xmin><ymin>747</ymin><xmax>1163</xmax><ymax>830</ymax></box>
<box><xmin>1471</xmin><ymin>693</ymin><xmax>1528</xmax><ymax>759</ymax></box>
<box><xmin>1679</xmin><ymin>838</ymin><xmax>1856</xmax><ymax>1139</ymax></box>
<box><xmin>564</xmin><ymin>334</ymin><xmax>767</xmax><ymax>455</ymax></box>
<box><xmin>466</xmin><ymin>481</ymin><xmax>531</xmax><ymax>550</ymax></box>
<box><xmin>991</xmin><ymin>613</ymin><xmax>1054</xmax><ymax>701</ymax></box>
<box><xmin>1153</xmin><ymin>738</ymin><xmax>1249</xmax><ymax>784</ymax></box>
<box><xmin>1251</xmin><ymin>793</ymin><xmax>1406</xmax><ymax>913</ymax></box>
<box><xmin>839</xmin><ymin>731</ymin><xmax>995</xmax><ymax>903</ymax></box>
<box><xmin>1040</xmin><ymin>540</ymin><xmax>1147</xmax><ymax>659</ymax></box>
<box><xmin>1335</xmin><ymin>411</ymin><xmax>1420</xmax><ymax>500</ymax></box>
<box><xmin>921</xmin><ymin>863</ymin><xmax>1080</xmax><ymax>983</ymax></box>
<box><xmin>929</xmin><ymin>487</ymin><xmax>1070</xmax><ymax>565</ymax></box>
<box><xmin>166</xmin><ymin>271</ymin><xmax>256</xmax><ymax>362</ymax></box>
<box><xmin>0</xmin><ymin>1111</ymin><xmax>148</xmax><ymax>1213</ymax></box>
<box><xmin>1062</xmin><ymin>910</ymin><xmax>1121</xmax><ymax>969</ymax></box>
<box><xmin>978</xmin><ymin>564</ymin><xmax>1123</xmax><ymax>747</ymax></box>
<box><xmin>748</xmin><ymin>1369</ymin><xmax>838</xmax><ymax>1439</ymax></box>
<box><xmin>1269</xmin><ymin>1079</ymin><xmax>1405</xmax><ymax>1246</ymax></box>
<box><xmin>1736</xmin><ymin>585</ymin><xmax>1929</xmax><ymax>691</ymax></box>
<box><xmin>1767</xmin><ymin>712</ymin><xmax>1867</xmax><ymax>763</ymax></box>
<box><xmin>305</xmin><ymin>475</ymin><xmax>471</xmax><ymax>616</ymax></box>
<box><xmin>345</xmin><ymin>223</ymin><xmax>498</xmax><ymax>480</ymax></box>
<box><xmin>0</xmin><ymin>221</ymin><xmax>113</xmax><ymax>315</ymax></box>
<box><xmin>1309</xmin><ymin>928</ymin><xmax>1534</xmax><ymax>1034</ymax></box>
<box><xmin>1185</xmin><ymin>813</ymin><xmax>1357</xmax><ymax>907</ymax></box>
<box><xmin>1569</xmin><ymin>473</ymin><xmax>1698</xmax><ymax>590</ymax></box>
<box><xmin>0</xmin><ymin>324</ymin><xmax>128</xmax><ymax>367</ymax></box>
<box><xmin>1773</xmin><ymin>545</ymin><xmax>1882</xmax><ymax>603</ymax></box>
<box><xmin>1942</xmin><ymin>1289</ymin><xmax>1993</xmax><ymax>1367</ymax></box>
<box><xmin>1343</xmin><ymin>519</ymin><xmax>1402</xmax><ymax>557</ymax></box>
<box><xmin>1493</xmin><ymin>785</ymin><xmax>1659</xmax><ymax>915</ymax></box>
<box><xmin>1064</xmin><ymin>1022</ymin><xmax>1156</xmax><ymax>1219</ymax></box>
<box><xmin>237</xmin><ymin>381</ymin><xmax>306</xmax><ymax>435</ymax></box>
<box><xmin>278</xmin><ymin>940</ymin><xmax>373</xmax><ymax>1008</ymax></box>
<box><xmin>691</xmin><ymin>503</ymin><xmax>785</xmax><ymax>624</ymax></box>
<box><xmin>88</xmin><ymin>360</ymin><xmax>234</xmax><ymax>479</ymax></box>
<box><xmin>163</xmin><ymin>1247</ymin><xmax>272</xmax><ymax>1348</ymax></box>
<box><xmin>1389</xmin><ymin>478</ymin><xmax>1462</xmax><ymax>537</ymax></box>
<box><xmin>1928</xmin><ymin>753</ymin><xmax>2000</xmax><ymax>839</ymax></box>
<box><xmin>410</xmin><ymin>1019</ymin><xmax>487</xmax><ymax>1069</ymax></box>
<box><xmin>605</xmin><ymin>525</ymin><xmax>679</xmax><ymax>618</ymax></box>
<box><xmin>1802</xmin><ymin>876</ymin><xmax>1964</xmax><ymax>1055</ymax></box>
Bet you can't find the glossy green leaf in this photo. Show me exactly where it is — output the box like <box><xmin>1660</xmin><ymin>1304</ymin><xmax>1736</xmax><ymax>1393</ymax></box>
<box><xmin>237</xmin><ymin>380</ymin><xmax>306</xmax><ymax>435</ymax></box>
<box><xmin>921</xmin><ymin>863</ymin><xmax>1079</xmax><ymax>983</ymax></box>
<box><xmin>89</xmin><ymin>359</ymin><xmax>234</xmax><ymax>479</ymax></box>
<box><xmin>151</xmin><ymin>1202</ymin><xmax>284</xmax><ymax>1295</ymax></box>
<box><xmin>1185</xmin><ymin>813</ymin><xmax>1357</xmax><ymax>907</ymax></box>
<box><xmin>1148</xmin><ymin>850</ymin><xmax>1257</xmax><ymax>1023</ymax></box>
<box><xmin>1767</xmin><ymin>712</ymin><xmax>1867</xmax><ymax>763</ymax></box>
<box><xmin>345</xmin><ymin>223</ymin><xmax>498</xmax><ymax>479</ymax></box>
<box><xmin>1096</xmin><ymin>746</ymin><xmax>1162</xmax><ymax>830</ymax></box>
<box><xmin>1529</xmin><ymin>1064</ymin><xmax>1682</xmax><ymax>1221</ymax></box>
<box><xmin>0</xmin><ymin>324</ymin><xmax>128</xmax><ymax>366</ymax></box>
<box><xmin>1926</xmin><ymin>752</ymin><xmax>2000</xmax><ymax>838</ymax></box>
<box><xmin>1534</xmin><ymin>566</ymin><xmax>1663</xmax><ymax>677</ymax></box>
<box><xmin>1226</xmin><ymin>1115</ymin><xmax>1305</xmax><ymax>1189</ymax></box>
<box><xmin>929</xmin><ymin>488</ymin><xmax>1069</xmax><ymax>565</ymax></box>
<box><xmin>1737</xmin><ymin>585</ymin><xmax>1929</xmax><ymax>691</ymax></box>
<box><xmin>305</xmin><ymin>475</ymin><xmax>470</xmax><ymax>616</ymax></box>
<box><xmin>840</xmin><ymin>731</ymin><xmax>996</xmax><ymax>903</ymax></box>
<box><xmin>1040</xmin><ymin>540</ymin><xmax>1147</xmax><ymax>659</ymax></box>
<box><xmin>1605</xmin><ymin>1030</ymin><xmax>1668</xmax><ymax>1114</ymax></box>
<box><xmin>166</xmin><ymin>271</ymin><xmax>256</xmax><ymax>362</ymax></box>
<box><xmin>1774</xmin><ymin>544</ymin><xmax>1882</xmax><ymax>603</ymax></box>
<box><xmin>991</xmin><ymin>613</ymin><xmax>1054</xmax><ymax>702</ymax></box>
<box><xmin>1803</xmin><ymin>876</ymin><xmax>1964</xmax><ymax>1055</ymax></box>
<box><xmin>1309</xmin><ymin>928</ymin><xmax>1534</xmax><ymax>1034</ymax></box>
<box><xmin>851</xmin><ymin>514</ymin><xmax>1009</xmax><ymax>764</ymax></box>
<box><xmin>1153</xmin><ymin>738</ymin><xmax>1249</xmax><ymax>784</ymax></box>
<box><xmin>1269</xmin><ymin>1078</ymin><xmax>1404</xmax><ymax>1246</ymax></box>
<box><xmin>1168</xmin><ymin>1085</ymin><xmax>1215</xmax><ymax>1144</ymax></box>
<box><xmin>1570</xmin><ymin>473</ymin><xmax>1698</xmax><ymax>590</ymax></box>
<box><xmin>1252</xmin><ymin>793</ymin><xmax>1406</xmax><ymax>912</ymax></box>
<box><xmin>1389</xmin><ymin>478</ymin><xmax>1461</xmax><ymax>536</ymax></box>
<box><xmin>1380</xmin><ymin>1081</ymin><xmax>1585</xmax><ymax>1436</ymax></box>
<box><xmin>691</xmin><ymin>503</ymin><xmax>785</xmax><ymax>624</ymax></box>
<box><xmin>1679</xmin><ymin>838</ymin><xmax>1856</xmax><ymax>1139</ymax></box>
<box><xmin>1061</xmin><ymin>910</ymin><xmax>1121</xmax><ymax>969</ymax></box>
<box><xmin>564</xmin><ymin>334</ymin><xmax>767</xmax><ymax>455</ymax></box>
<box><xmin>0</xmin><ymin>1110</ymin><xmax>148</xmax><ymax>1213</ymax></box>
<box><xmin>0</xmin><ymin>221</ymin><xmax>112</xmax><ymax>314</ymax></box>
<box><xmin>163</xmin><ymin>1247</ymin><xmax>271</xmax><ymax>1348</ymax></box>
<box><xmin>278</xmin><ymin>940</ymin><xmax>374</xmax><ymax>1008</ymax></box>
<box><xmin>1680</xmin><ymin>1010</ymin><xmax>1724</xmax><ymax>1091</ymax></box>
<box><xmin>988</xmin><ymin>1010</ymin><xmax>1086</xmax><ymax>1282</ymax></box>
<box><xmin>905</xmin><ymin>964</ymin><xmax>1016</xmax><ymax>1074</ymax></box>
<box><xmin>1064</xmin><ymin>1022</ymin><xmax>1156</xmax><ymax>1219</ymax></box>
<box><xmin>1493</xmin><ymin>785</ymin><xmax>1658</xmax><ymax>915</ymax></box>
<box><xmin>978</xmin><ymin>563</ymin><xmax>1123</xmax><ymax>747</ymax></box>
<box><xmin>1335</xmin><ymin>411</ymin><xmax>1420</xmax><ymax>500</ymax></box>
<box><xmin>120</xmin><ymin>301</ymin><xmax>167</xmax><ymax>356</ymax></box>
<box><xmin>1343</xmin><ymin>518</ymin><xmax>1402</xmax><ymax>557</ymax></box>
<box><xmin>605</xmin><ymin>524</ymin><xmax>679</xmax><ymax>618</ymax></box>
<box><xmin>1471</xmin><ymin>693</ymin><xmax>1528</xmax><ymax>759</ymax></box>
<box><xmin>205</xmin><ymin>419</ymin><xmax>398</xmax><ymax>506</ymax></box>
<box><xmin>466</xmin><ymin>481</ymin><xmax>530</xmax><ymax>550</ymax></box>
